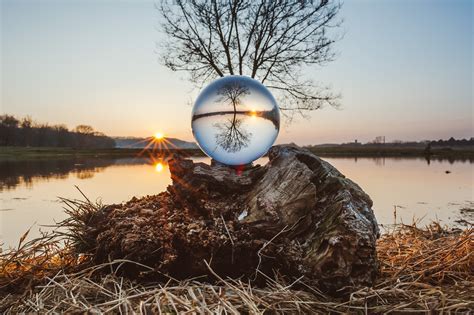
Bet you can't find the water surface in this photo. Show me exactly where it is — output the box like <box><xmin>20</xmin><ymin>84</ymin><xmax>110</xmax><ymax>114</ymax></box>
<box><xmin>1</xmin><ymin>156</ymin><xmax>472</xmax><ymax>248</ymax></box>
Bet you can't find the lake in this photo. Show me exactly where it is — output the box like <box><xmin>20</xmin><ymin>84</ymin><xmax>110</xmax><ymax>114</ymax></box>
<box><xmin>1</xmin><ymin>155</ymin><xmax>472</xmax><ymax>249</ymax></box>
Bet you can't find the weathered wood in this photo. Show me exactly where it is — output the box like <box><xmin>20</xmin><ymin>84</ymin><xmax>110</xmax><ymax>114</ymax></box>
<box><xmin>77</xmin><ymin>145</ymin><xmax>379</xmax><ymax>295</ymax></box>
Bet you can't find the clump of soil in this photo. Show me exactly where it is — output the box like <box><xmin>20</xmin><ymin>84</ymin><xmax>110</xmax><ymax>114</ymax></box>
<box><xmin>75</xmin><ymin>191</ymin><xmax>301</xmax><ymax>283</ymax></box>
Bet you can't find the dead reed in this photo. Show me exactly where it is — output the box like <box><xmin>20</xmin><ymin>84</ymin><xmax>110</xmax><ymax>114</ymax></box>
<box><xmin>1</xmin><ymin>199</ymin><xmax>472</xmax><ymax>313</ymax></box>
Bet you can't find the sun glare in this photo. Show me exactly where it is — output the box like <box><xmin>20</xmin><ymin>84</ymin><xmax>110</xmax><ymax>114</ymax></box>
<box><xmin>154</xmin><ymin>132</ymin><xmax>164</xmax><ymax>140</ymax></box>
<box><xmin>155</xmin><ymin>162</ymin><xmax>164</xmax><ymax>172</ymax></box>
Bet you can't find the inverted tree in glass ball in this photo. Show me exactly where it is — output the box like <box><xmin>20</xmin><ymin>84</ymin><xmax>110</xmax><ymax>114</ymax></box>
<box><xmin>192</xmin><ymin>76</ymin><xmax>280</xmax><ymax>166</ymax></box>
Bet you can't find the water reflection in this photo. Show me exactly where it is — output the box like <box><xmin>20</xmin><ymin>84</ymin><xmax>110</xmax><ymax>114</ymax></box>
<box><xmin>350</xmin><ymin>155</ymin><xmax>474</xmax><ymax>165</ymax></box>
<box><xmin>0</xmin><ymin>157</ymin><xmax>173</xmax><ymax>191</ymax></box>
<box><xmin>0</xmin><ymin>158</ymin><xmax>113</xmax><ymax>191</ymax></box>
<box><xmin>155</xmin><ymin>162</ymin><xmax>164</xmax><ymax>172</ymax></box>
<box><xmin>425</xmin><ymin>155</ymin><xmax>474</xmax><ymax>164</ymax></box>
<box><xmin>1</xmin><ymin>155</ymin><xmax>471</xmax><ymax>192</ymax></box>
<box><xmin>0</xmin><ymin>156</ymin><xmax>180</xmax><ymax>249</ymax></box>
<box><xmin>214</xmin><ymin>116</ymin><xmax>251</xmax><ymax>153</ymax></box>
<box><xmin>0</xmin><ymin>156</ymin><xmax>472</xmax><ymax>249</ymax></box>
<box><xmin>192</xmin><ymin>76</ymin><xmax>280</xmax><ymax>165</ymax></box>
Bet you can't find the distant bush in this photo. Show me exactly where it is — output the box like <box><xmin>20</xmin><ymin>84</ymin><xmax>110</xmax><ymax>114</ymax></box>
<box><xmin>0</xmin><ymin>115</ymin><xmax>115</xmax><ymax>148</ymax></box>
<box><xmin>431</xmin><ymin>137</ymin><xmax>474</xmax><ymax>147</ymax></box>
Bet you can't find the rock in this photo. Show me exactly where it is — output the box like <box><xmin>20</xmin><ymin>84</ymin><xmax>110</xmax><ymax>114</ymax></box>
<box><xmin>73</xmin><ymin>145</ymin><xmax>379</xmax><ymax>295</ymax></box>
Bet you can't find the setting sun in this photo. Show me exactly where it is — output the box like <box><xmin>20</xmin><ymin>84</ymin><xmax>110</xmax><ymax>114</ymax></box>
<box><xmin>154</xmin><ymin>132</ymin><xmax>164</xmax><ymax>140</ymax></box>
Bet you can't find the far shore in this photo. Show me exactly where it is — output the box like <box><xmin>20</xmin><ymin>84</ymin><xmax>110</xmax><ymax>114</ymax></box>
<box><xmin>1</xmin><ymin>145</ymin><xmax>473</xmax><ymax>161</ymax></box>
<box><xmin>0</xmin><ymin>146</ymin><xmax>206</xmax><ymax>160</ymax></box>
<box><xmin>307</xmin><ymin>145</ymin><xmax>474</xmax><ymax>159</ymax></box>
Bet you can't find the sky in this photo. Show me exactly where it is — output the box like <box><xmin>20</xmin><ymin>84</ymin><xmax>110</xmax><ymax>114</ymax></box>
<box><xmin>1</xmin><ymin>0</ymin><xmax>472</xmax><ymax>145</ymax></box>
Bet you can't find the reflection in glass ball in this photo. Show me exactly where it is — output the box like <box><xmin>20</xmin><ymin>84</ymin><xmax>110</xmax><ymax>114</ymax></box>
<box><xmin>192</xmin><ymin>75</ymin><xmax>280</xmax><ymax>166</ymax></box>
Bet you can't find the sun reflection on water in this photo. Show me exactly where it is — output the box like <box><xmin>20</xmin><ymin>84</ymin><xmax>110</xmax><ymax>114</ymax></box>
<box><xmin>155</xmin><ymin>162</ymin><xmax>164</xmax><ymax>172</ymax></box>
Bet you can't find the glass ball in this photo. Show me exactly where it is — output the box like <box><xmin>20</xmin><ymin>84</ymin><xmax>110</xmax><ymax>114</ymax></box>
<box><xmin>192</xmin><ymin>75</ymin><xmax>280</xmax><ymax>166</ymax></box>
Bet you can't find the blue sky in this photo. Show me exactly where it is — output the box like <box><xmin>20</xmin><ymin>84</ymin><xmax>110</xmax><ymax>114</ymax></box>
<box><xmin>1</xmin><ymin>0</ymin><xmax>472</xmax><ymax>144</ymax></box>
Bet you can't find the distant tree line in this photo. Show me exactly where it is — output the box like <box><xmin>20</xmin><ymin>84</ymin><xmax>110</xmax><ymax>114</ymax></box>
<box><xmin>0</xmin><ymin>115</ymin><xmax>115</xmax><ymax>148</ymax></box>
<box><xmin>341</xmin><ymin>137</ymin><xmax>474</xmax><ymax>147</ymax></box>
<box><xmin>430</xmin><ymin>137</ymin><xmax>474</xmax><ymax>147</ymax></box>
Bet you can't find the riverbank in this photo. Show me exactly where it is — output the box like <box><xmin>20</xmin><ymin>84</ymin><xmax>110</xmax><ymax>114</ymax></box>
<box><xmin>2</xmin><ymin>145</ymin><xmax>474</xmax><ymax>161</ymax></box>
<box><xmin>1</xmin><ymin>145</ymin><xmax>472</xmax><ymax>312</ymax></box>
<box><xmin>1</xmin><ymin>219</ymin><xmax>472</xmax><ymax>313</ymax></box>
<box><xmin>306</xmin><ymin>144</ymin><xmax>474</xmax><ymax>159</ymax></box>
<box><xmin>0</xmin><ymin>147</ymin><xmax>206</xmax><ymax>160</ymax></box>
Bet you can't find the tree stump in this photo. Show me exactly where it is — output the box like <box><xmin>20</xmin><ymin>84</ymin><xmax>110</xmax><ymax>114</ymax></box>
<box><xmin>76</xmin><ymin>145</ymin><xmax>379</xmax><ymax>295</ymax></box>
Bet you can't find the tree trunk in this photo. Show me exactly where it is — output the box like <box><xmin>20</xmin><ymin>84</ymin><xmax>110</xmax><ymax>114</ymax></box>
<box><xmin>77</xmin><ymin>145</ymin><xmax>379</xmax><ymax>295</ymax></box>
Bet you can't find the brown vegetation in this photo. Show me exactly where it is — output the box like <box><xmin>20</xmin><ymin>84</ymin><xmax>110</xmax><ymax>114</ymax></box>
<box><xmin>1</xmin><ymin>199</ymin><xmax>472</xmax><ymax>313</ymax></box>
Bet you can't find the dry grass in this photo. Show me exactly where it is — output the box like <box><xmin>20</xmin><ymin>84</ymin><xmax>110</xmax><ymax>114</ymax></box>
<box><xmin>1</xmin><ymin>206</ymin><xmax>473</xmax><ymax>313</ymax></box>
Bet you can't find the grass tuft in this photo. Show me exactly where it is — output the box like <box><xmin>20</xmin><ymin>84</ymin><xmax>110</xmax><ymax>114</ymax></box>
<box><xmin>1</xmin><ymin>199</ymin><xmax>473</xmax><ymax>313</ymax></box>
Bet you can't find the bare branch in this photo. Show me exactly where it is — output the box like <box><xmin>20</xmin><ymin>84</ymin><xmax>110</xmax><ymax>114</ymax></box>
<box><xmin>159</xmin><ymin>0</ymin><xmax>342</xmax><ymax>117</ymax></box>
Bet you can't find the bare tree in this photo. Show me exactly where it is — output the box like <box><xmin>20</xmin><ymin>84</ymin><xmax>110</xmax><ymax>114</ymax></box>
<box><xmin>159</xmin><ymin>0</ymin><xmax>342</xmax><ymax>119</ymax></box>
<box><xmin>213</xmin><ymin>82</ymin><xmax>251</xmax><ymax>152</ymax></box>
<box><xmin>216</xmin><ymin>81</ymin><xmax>250</xmax><ymax>113</ymax></box>
<box><xmin>74</xmin><ymin>125</ymin><xmax>95</xmax><ymax>135</ymax></box>
<box><xmin>214</xmin><ymin>116</ymin><xmax>252</xmax><ymax>152</ymax></box>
